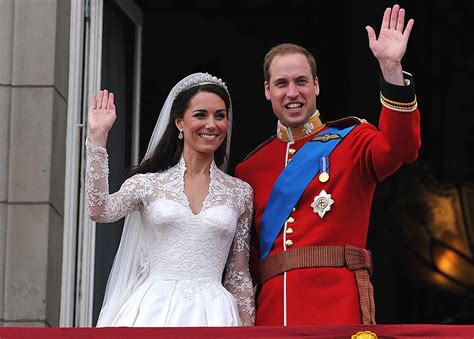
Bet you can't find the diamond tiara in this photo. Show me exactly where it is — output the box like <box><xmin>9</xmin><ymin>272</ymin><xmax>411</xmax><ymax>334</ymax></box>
<box><xmin>174</xmin><ymin>72</ymin><xmax>228</xmax><ymax>98</ymax></box>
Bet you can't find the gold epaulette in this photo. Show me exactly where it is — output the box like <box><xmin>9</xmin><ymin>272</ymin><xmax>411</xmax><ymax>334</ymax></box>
<box><xmin>240</xmin><ymin>135</ymin><xmax>276</xmax><ymax>163</ymax></box>
<box><xmin>325</xmin><ymin>116</ymin><xmax>368</xmax><ymax>129</ymax></box>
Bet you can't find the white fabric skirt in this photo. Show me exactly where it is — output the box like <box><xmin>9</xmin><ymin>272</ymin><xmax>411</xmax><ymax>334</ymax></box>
<box><xmin>98</xmin><ymin>278</ymin><xmax>241</xmax><ymax>327</ymax></box>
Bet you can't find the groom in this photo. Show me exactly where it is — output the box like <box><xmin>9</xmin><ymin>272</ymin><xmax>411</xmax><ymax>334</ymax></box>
<box><xmin>235</xmin><ymin>4</ymin><xmax>420</xmax><ymax>326</ymax></box>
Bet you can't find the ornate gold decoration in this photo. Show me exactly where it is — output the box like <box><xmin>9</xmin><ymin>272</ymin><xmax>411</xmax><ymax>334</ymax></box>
<box><xmin>277</xmin><ymin>111</ymin><xmax>325</xmax><ymax>142</ymax></box>
<box><xmin>351</xmin><ymin>330</ymin><xmax>378</xmax><ymax>339</ymax></box>
<box><xmin>312</xmin><ymin>133</ymin><xmax>341</xmax><ymax>142</ymax></box>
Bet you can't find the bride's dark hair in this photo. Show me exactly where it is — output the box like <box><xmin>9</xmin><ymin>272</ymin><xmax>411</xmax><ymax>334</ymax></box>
<box><xmin>128</xmin><ymin>84</ymin><xmax>230</xmax><ymax>177</ymax></box>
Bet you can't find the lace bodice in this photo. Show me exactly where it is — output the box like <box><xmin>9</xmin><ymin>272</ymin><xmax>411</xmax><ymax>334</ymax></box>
<box><xmin>85</xmin><ymin>139</ymin><xmax>255</xmax><ymax>325</ymax></box>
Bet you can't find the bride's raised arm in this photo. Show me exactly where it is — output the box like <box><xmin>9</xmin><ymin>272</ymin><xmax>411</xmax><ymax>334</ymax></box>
<box><xmin>86</xmin><ymin>90</ymin><xmax>143</xmax><ymax>223</ymax></box>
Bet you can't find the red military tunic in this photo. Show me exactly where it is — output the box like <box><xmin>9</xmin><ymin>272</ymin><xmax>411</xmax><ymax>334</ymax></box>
<box><xmin>235</xmin><ymin>74</ymin><xmax>421</xmax><ymax>326</ymax></box>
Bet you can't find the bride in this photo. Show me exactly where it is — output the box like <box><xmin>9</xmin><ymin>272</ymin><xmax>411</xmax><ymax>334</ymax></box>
<box><xmin>86</xmin><ymin>73</ymin><xmax>255</xmax><ymax>326</ymax></box>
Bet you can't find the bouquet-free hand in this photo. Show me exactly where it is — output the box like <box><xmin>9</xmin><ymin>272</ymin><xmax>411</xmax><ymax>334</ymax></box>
<box><xmin>88</xmin><ymin>89</ymin><xmax>116</xmax><ymax>147</ymax></box>
<box><xmin>366</xmin><ymin>4</ymin><xmax>414</xmax><ymax>84</ymax></box>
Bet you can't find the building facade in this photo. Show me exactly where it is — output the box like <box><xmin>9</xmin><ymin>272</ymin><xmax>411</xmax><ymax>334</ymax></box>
<box><xmin>0</xmin><ymin>0</ymin><xmax>142</xmax><ymax>327</ymax></box>
<box><xmin>1</xmin><ymin>0</ymin><xmax>71</xmax><ymax>327</ymax></box>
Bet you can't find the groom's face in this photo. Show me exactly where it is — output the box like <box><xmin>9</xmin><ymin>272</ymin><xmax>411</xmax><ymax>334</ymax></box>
<box><xmin>264</xmin><ymin>53</ymin><xmax>319</xmax><ymax>128</ymax></box>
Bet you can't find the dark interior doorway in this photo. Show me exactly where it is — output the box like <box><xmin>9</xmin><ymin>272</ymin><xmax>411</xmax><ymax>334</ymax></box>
<box><xmin>136</xmin><ymin>1</ymin><xmax>392</xmax><ymax>174</ymax></box>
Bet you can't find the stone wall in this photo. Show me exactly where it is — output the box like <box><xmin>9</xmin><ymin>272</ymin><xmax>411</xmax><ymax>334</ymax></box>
<box><xmin>0</xmin><ymin>0</ymin><xmax>70</xmax><ymax>327</ymax></box>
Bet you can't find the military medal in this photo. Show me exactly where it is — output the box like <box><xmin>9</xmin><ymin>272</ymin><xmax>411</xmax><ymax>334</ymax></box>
<box><xmin>319</xmin><ymin>156</ymin><xmax>330</xmax><ymax>183</ymax></box>
<box><xmin>311</xmin><ymin>189</ymin><xmax>334</xmax><ymax>218</ymax></box>
<box><xmin>319</xmin><ymin>171</ymin><xmax>329</xmax><ymax>183</ymax></box>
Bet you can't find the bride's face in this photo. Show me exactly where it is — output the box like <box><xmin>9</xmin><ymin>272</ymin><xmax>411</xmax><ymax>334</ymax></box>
<box><xmin>176</xmin><ymin>91</ymin><xmax>228</xmax><ymax>156</ymax></box>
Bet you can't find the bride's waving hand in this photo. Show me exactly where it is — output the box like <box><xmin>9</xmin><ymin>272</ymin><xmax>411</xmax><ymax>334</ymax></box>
<box><xmin>88</xmin><ymin>89</ymin><xmax>116</xmax><ymax>147</ymax></box>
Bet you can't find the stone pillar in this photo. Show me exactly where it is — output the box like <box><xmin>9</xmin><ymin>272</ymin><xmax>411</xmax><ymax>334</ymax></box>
<box><xmin>0</xmin><ymin>0</ymin><xmax>14</xmax><ymax>326</ymax></box>
<box><xmin>0</xmin><ymin>0</ymin><xmax>70</xmax><ymax>327</ymax></box>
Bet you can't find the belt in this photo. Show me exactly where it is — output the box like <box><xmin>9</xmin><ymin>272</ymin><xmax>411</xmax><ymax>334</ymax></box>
<box><xmin>259</xmin><ymin>245</ymin><xmax>376</xmax><ymax>325</ymax></box>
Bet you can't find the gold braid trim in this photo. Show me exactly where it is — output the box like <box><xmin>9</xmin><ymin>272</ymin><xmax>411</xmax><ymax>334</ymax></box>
<box><xmin>380</xmin><ymin>99</ymin><xmax>418</xmax><ymax>112</ymax></box>
<box><xmin>380</xmin><ymin>93</ymin><xmax>417</xmax><ymax>112</ymax></box>
<box><xmin>380</xmin><ymin>93</ymin><xmax>417</xmax><ymax>106</ymax></box>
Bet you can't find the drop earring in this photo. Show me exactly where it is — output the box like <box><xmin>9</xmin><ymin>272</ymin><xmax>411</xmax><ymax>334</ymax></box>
<box><xmin>178</xmin><ymin>129</ymin><xmax>183</xmax><ymax>140</ymax></box>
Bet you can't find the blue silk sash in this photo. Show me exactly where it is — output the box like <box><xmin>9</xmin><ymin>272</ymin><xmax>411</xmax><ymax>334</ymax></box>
<box><xmin>260</xmin><ymin>125</ymin><xmax>356</xmax><ymax>260</ymax></box>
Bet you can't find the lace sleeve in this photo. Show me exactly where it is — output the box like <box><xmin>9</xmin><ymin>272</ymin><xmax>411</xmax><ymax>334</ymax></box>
<box><xmin>85</xmin><ymin>138</ymin><xmax>142</xmax><ymax>223</ymax></box>
<box><xmin>223</xmin><ymin>183</ymin><xmax>255</xmax><ymax>326</ymax></box>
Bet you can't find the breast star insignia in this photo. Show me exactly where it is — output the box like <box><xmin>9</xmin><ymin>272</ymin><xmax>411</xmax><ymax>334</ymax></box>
<box><xmin>311</xmin><ymin>189</ymin><xmax>334</xmax><ymax>218</ymax></box>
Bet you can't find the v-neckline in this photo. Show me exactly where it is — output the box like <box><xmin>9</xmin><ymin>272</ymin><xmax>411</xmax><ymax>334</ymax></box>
<box><xmin>179</xmin><ymin>157</ymin><xmax>214</xmax><ymax>216</ymax></box>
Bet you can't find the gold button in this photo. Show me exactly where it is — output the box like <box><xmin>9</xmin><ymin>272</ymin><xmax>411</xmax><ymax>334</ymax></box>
<box><xmin>288</xmin><ymin>148</ymin><xmax>296</xmax><ymax>155</ymax></box>
<box><xmin>285</xmin><ymin>239</ymin><xmax>294</xmax><ymax>247</ymax></box>
<box><xmin>287</xmin><ymin>217</ymin><xmax>295</xmax><ymax>223</ymax></box>
<box><xmin>285</xmin><ymin>227</ymin><xmax>294</xmax><ymax>234</ymax></box>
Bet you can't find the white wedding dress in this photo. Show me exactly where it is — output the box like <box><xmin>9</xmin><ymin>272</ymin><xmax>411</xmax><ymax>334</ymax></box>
<box><xmin>86</xmin><ymin>140</ymin><xmax>255</xmax><ymax>326</ymax></box>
